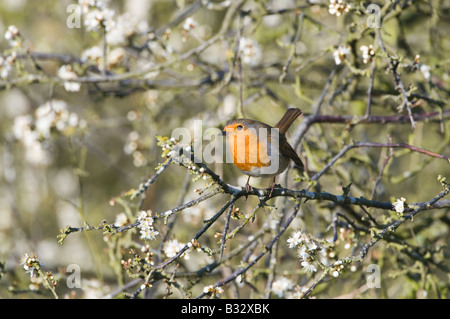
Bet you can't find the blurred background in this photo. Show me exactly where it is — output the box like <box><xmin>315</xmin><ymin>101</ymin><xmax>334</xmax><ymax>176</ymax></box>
<box><xmin>0</xmin><ymin>0</ymin><xmax>449</xmax><ymax>298</ymax></box>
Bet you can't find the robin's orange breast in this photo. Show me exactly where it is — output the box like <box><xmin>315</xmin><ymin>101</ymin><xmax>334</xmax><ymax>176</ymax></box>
<box><xmin>224</xmin><ymin>126</ymin><xmax>289</xmax><ymax>177</ymax></box>
<box><xmin>227</xmin><ymin>128</ymin><xmax>271</xmax><ymax>172</ymax></box>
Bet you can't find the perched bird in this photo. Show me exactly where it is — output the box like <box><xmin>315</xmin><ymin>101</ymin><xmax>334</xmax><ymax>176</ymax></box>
<box><xmin>222</xmin><ymin>108</ymin><xmax>303</xmax><ymax>196</ymax></box>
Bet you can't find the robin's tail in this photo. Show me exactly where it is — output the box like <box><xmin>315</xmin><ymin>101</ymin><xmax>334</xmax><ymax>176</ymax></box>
<box><xmin>274</xmin><ymin>108</ymin><xmax>302</xmax><ymax>134</ymax></box>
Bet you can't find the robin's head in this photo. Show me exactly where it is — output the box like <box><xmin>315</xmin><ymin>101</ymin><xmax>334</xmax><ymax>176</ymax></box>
<box><xmin>222</xmin><ymin>119</ymin><xmax>273</xmax><ymax>137</ymax></box>
<box><xmin>222</xmin><ymin>120</ymin><xmax>246</xmax><ymax>137</ymax></box>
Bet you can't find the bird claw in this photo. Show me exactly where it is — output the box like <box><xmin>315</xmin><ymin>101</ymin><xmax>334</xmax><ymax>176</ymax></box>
<box><xmin>266</xmin><ymin>183</ymin><xmax>281</xmax><ymax>198</ymax></box>
<box><xmin>243</xmin><ymin>183</ymin><xmax>253</xmax><ymax>200</ymax></box>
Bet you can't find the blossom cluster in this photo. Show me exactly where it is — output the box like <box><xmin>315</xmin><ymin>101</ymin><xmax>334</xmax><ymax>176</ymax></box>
<box><xmin>360</xmin><ymin>45</ymin><xmax>375</xmax><ymax>64</ymax></box>
<box><xmin>271</xmin><ymin>277</ymin><xmax>293</xmax><ymax>297</ymax></box>
<box><xmin>137</xmin><ymin>210</ymin><xmax>159</xmax><ymax>241</ymax></box>
<box><xmin>4</xmin><ymin>25</ymin><xmax>21</xmax><ymax>47</ymax></box>
<box><xmin>79</xmin><ymin>0</ymin><xmax>147</xmax><ymax>46</ymax></box>
<box><xmin>203</xmin><ymin>285</ymin><xmax>224</xmax><ymax>297</ymax></box>
<box><xmin>58</xmin><ymin>65</ymin><xmax>81</xmax><ymax>92</ymax></box>
<box><xmin>0</xmin><ymin>52</ymin><xmax>16</xmax><ymax>79</ymax></box>
<box><xmin>1</xmin><ymin>25</ymin><xmax>22</xmax><ymax>79</ymax></box>
<box><xmin>79</xmin><ymin>0</ymin><xmax>115</xmax><ymax>32</ymax></box>
<box><xmin>12</xmin><ymin>100</ymin><xmax>86</xmax><ymax>165</ymax></box>
<box><xmin>20</xmin><ymin>253</ymin><xmax>57</xmax><ymax>293</ymax></box>
<box><xmin>271</xmin><ymin>277</ymin><xmax>310</xmax><ymax>299</ymax></box>
<box><xmin>123</xmin><ymin>131</ymin><xmax>148</xmax><ymax>167</ymax></box>
<box><xmin>20</xmin><ymin>253</ymin><xmax>42</xmax><ymax>278</ymax></box>
<box><xmin>121</xmin><ymin>246</ymin><xmax>155</xmax><ymax>271</ymax></box>
<box><xmin>328</xmin><ymin>0</ymin><xmax>351</xmax><ymax>16</ymax></box>
<box><xmin>163</xmin><ymin>238</ymin><xmax>190</xmax><ymax>260</ymax></box>
<box><xmin>333</xmin><ymin>45</ymin><xmax>351</xmax><ymax>65</ymax></box>
<box><xmin>287</xmin><ymin>230</ymin><xmax>320</xmax><ymax>273</ymax></box>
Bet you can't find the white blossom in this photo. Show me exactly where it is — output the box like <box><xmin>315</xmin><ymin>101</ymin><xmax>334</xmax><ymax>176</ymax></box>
<box><xmin>393</xmin><ymin>197</ymin><xmax>406</xmax><ymax>214</ymax></box>
<box><xmin>163</xmin><ymin>239</ymin><xmax>190</xmax><ymax>260</ymax></box>
<box><xmin>35</xmin><ymin>103</ymin><xmax>54</xmax><ymax>138</ymax></box>
<box><xmin>13</xmin><ymin>100</ymin><xmax>83</xmax><ymax>166</ymax></box>
<box><xmin>360</xmin><ymin>45</ymin><xmax>375</xmax><ymax>64</ymax></box>
<box><xmin>20</xmin><ymin>253</ymin><xmax>42</xmax><ymax>278</ymax></box>
<box><xmin>329</xmin><ymin>0</ymin><xmax>351</xmax><ymax>16</ymax></box>
<box><xmin>301</xmin><ymin>260</ymin><xmax>317</xmax><ymax>273</ymax></box>
<box><xmin>137</xmin><ymin>210</ymin><xmax>159</xmax><ymax>240</ymax></box>
<box><xmin>83</xmin><ymin>7</ymin><xmax>115</xmax><ymax>32</ymax></box>
<box><xmin>4</xmin><ymin>25</ymin><xmax>21</xmax><ymax>47</ymax></box>
<box><xmin>183</xmin><ymin>17</ymin><xmax>198</xmax><ymax>31</ymax></box>
<box><xmin>114</xmin><ymin>212</ymin><xmax>129</xmax><ymax>227</ymax></box>
<box><xmin>239</xmin><ymin>37</ymin><xmax>262</xmax><ymax>66</ymax></box>
<box><xmin>0</xmin><ymin>55</ymin><xmax>13</xmax><ymax>78</ymax></box>
<box><xmin>420</xmin><ymin>64</ymin><xmax>431</xmax><ymax>81</ymax></box>
<box><xmin>287</xmin><ymin>230</ymin><xmax>304</xmax><ymax>248</ymax></box>
<box><xmin>81</xmin><ymin>46</ymin><xmax>103</xmax><ymax>63</ymax></box>
<box><xmin>271</xmin><ymin>277</ymin><xmax>293</xmax><ymax>297</ymax></box>
<box><xmin>106</xmin><ymin>13</ymin><xmax>136</xmax><ymax>45</ymax></box>
<box><xmin>297</xmin><ymin>247</ymin><xmax>311</xmax><ymax>261</ymax></box>
<box><xmin>203</xmin><ymin>285</ymin><xmax>224</xmax><ymax>295</ymax></box>
<box><xmin>107</xmin><ymin>47</ymin><xmax>125</xmax><ymax>68</ymax></box>
<box><xmin>13</xmin><ymin>115</ymin><xmax>33</xmax><ymax>140</ymax></box>
<box><xmin>58</xmin><ymin>65</ymin><xmax>81</xmax><ymax>92</ymax></box>
<box><xmin>333</xmin><ymin>45</ymin><xmax>351</xmax><ymax>65</ymax></box>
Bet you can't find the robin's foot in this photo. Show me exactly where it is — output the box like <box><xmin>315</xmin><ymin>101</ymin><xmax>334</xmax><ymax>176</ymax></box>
<box><xmin>266</xmin><ymin>183</ymin><xmax>281</xmax><ymax>197</ymax></box>
<box><xmin>243</xmin><ymin>183</ymin><xmax>254</xmax><ymax>201</ymax></box>
<box><xmin>243</xmin><ymin>176</ymin><xmax>253</xmax><ymax>198</ymax></box>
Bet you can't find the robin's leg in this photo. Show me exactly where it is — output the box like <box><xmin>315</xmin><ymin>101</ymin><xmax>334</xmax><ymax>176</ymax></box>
<box><xmin>268</xmin><ymin>176</ymin><xmax>276</xmax><ymax>197</ymax></box>
<box><xmin>245</xmin><ymin>176</ymin><xmax>253</xmax><ymax>193</ymax></box>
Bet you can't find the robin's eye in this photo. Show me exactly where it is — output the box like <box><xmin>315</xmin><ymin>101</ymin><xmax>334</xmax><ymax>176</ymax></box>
<box><xmin>236</xmin><ymin>125</ymin><xmax>244</xmax><ymax>131</ymax></box>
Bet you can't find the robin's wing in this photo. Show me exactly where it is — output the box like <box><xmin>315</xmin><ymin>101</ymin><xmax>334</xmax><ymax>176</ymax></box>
<box><xmin>281</xmin><ymin>141</ymin><xmax>304</xmax><ymax>170</ymax></box>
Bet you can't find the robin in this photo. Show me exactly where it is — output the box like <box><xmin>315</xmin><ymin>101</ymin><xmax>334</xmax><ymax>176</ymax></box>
<box><xmin>222</xmin><ymin>108</ymin><xmax>303</xmax><ymax>196</ymax></box>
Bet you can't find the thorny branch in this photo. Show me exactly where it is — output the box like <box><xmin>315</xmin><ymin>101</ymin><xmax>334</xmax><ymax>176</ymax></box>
<box><xmin>57</xmin><ymin>140</ymin><xmax>450</xmax><ymax>298</ymax></box>
<box><xmin>6</xmin><ymin>0</ymin><xmax>450</xmax><ymax>299</ymax></box>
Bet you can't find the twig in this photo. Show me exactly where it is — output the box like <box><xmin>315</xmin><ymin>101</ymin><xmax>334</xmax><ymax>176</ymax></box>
<box><xmin>155</xmin><ymin>172</ymin><xmax>191</xmax><ymax>266</ymax></box>
<box><xmin>344</xmin><ymin>179</ymin><xmax>450</xmax><ymax>265</ymax></box>
<box><xmin>305</xmin><ymin>110</ymin><xmax>450</xmax><ymax>125</ymax></box>
<box><xmin>220</xmin><ymin>196</ymin><xmax>236</xmax><ymax>260</ymax></box>
<box><xmin>311</xmin><ymin>141</ymin><xmax>450</xmax><ymax>182</ymax></box>
<box><xmin>197</xmin><ymin>201</ymin><xmax>302</xmax><ymax>299</ymax></box>
<box><xmin>375</xmin><ymin>28</ymin><xmax>415</xmax><ymax>129</ymax></box>
<box><xmin>302</xmin><ymin>181</ymin><xmax>450</xmax><ymax>298</ymax></box>
<box><xmin>154</xmin><ymin>187</ymin><xmax>221</xmax><ymax>220</ymax></box>
<box><xmin>365</xmin><ymin>58</ymin><xmax>376</xmax><ymax>117</ymax></box>
<box><xmin>163</xmin><ymin>263</ymin><xmax>180</xmax><ymax>299</ymax></box>
<box><xmin>236</xmin><ymin>13</ymin><xmax>245</xmax><ymax>118</ymax></box>
<box><xmin>132</xmin><ymin>157</ymin><xmax>173</xmax><ymax>200</ymax></box>
<box><xmin>140</xmin><ymin>0</ymin><xmax>204</xmax><ymax>49</ymax></box>
<box><xmin>102</xmin><ymin>27</ymin><xmax>107</xmax><ymax>77</ymax></box>
<box><xmin>371</xmin><ymin>145</ymin><xmax>394</xmax><ymax>200</ymax></box>
<box><xmin>332</xmin><ymin>211</ymin><xmax>369</xmax><ymax>242</ymax></box>
<box><xmin>279</xmin><ymin>12</ymin><xmax>304</xmax><ymax>83</ymax></box>
<box><xmin>312</xmin><ymin>67</ymin><xmax>337</xmax><ymax>116</ymax></box>
<box><xmin>153</xmin><ymin>197</ymin><xmax>236</xmax><ymax>270</ymax></box>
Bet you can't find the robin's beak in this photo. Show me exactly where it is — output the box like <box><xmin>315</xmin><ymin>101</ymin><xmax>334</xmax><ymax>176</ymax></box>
<box><xmin>219</xmin><ymin>129</ymin><xmax>227</xmax><ymax>136</ymax></box>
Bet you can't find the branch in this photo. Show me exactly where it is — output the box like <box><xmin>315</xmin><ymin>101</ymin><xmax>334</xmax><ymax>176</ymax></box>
<box><xmin>197</xmin><ymin>201</ymin><xmax>302</xmax><ymax>299</ymax></box>
<box><xmin>301</xmin><ymin>178</ymin><xmax>450</xmax><ymax>298</ymax></box>
<box><xmin>345</xmin><ymin>178</ymin><xmax>450</xmax><ymax>265</ymax></box>
<box><xmin>312</xmin><ymin>141</ymin><xmax>450</xmax><ymax>181</ymax></box>
<box><xmin>376</xmin><ymin>28</ymin><xmax>415</xmax><ymax>129</ymax></box>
